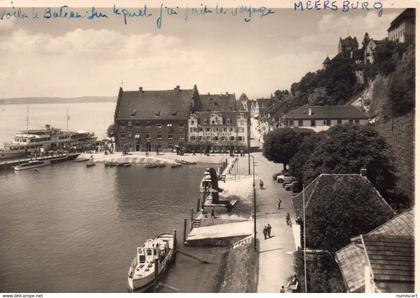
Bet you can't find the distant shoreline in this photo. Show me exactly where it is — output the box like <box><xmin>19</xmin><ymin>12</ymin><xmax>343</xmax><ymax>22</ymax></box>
<box><xmin>0</xmin><ymin>97</ymin><xmax>116</xmax><ymax>105</ymax></box>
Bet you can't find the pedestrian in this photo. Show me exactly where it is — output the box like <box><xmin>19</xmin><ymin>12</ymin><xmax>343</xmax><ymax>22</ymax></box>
<box><xmin>277</xmin><ymin>198</ymin><xmax>282</xmax><ymax>210</ymax></box>
<box><xmin>280</xmin><ymin>285</ymin><xmax>286</xmax><ymax>293</ymax></box>
<box><xmin>286</xmin><ymin>212</ymin><xmax>291</xmax><ymax>226</ymax></box>
<box><xmin>259</xmin><ymin>179</ymin><xmax>264</xmax><ymax>190</ymax></box>
<box><xmin>263</xmin><ymin>226</ymin><xmax>267</xmax><ymax>240</ymax></box>
<box><xmin>267</xmin><ymin>224</ymin><xmax>272</xmax><ymax>238</ymax></box>
<box><xmin>211</xmin><ymin>208</ymin><xmax>215</xmax><ymax>219</ymax></box>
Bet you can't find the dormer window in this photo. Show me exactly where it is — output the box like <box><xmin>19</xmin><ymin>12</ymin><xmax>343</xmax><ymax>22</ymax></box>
<box><xmin>130</xmin><ymin>109</ymin><xmax>137</xmax><ymax>117</ymax></box>
<box><xmin>154</xmin><ymin>110</ymin><xmax>161</xmax><ymax>117</ymax></box>
<box><xmin>226</xmin><ymin>118</ymin><xmax>231</xmax><ymax>125</ymax></box>
<box><xmin>171</xmin><ymin>111</ymin><xmax>177</xmax><ymax>116</ymax></box>
<box><xmin>203</xmin><ymin>119</ymin><xmax>208</xmax><ymax>124</ymax></box>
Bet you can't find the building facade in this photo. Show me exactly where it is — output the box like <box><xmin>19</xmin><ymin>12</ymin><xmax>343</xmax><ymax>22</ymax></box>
<box><xmin>114</xmin><ymin>86</ymin><xmax>250</xmax><ymax>152</ymax></box>
<box><xmin>114</xmin><ymin>85</ymin><xmax>198</xmax><ymax>152</ymax></box>
<box><xmin>187</xmin><ymin>93</ymin><xmax>250</xmax><ymax>152</ymax></box>
<box><xmin>387</xmin><ymin>8</ymin><xmax>415</xmax><ymax>43</ymax></box>
<box><xmin>281</xmin><ymin>105</ymin><xmax>369</xmax><ymax>132</ymax></box>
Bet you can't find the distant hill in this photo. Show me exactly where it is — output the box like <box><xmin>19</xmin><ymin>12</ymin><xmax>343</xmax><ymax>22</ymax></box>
<box><xmin>0</xmin><ymin>96</ymin><xmax>117</xmax><ymax>105</ymax></box>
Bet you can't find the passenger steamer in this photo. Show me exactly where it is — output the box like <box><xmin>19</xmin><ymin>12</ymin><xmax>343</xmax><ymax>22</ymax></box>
<box><xmin>0</xmin><ymin>124</ymin><xmax>97</xmax><ymax>160</ymax></box>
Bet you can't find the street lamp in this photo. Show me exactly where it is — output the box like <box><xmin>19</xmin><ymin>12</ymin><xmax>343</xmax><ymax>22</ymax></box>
<box><xmin>250</xmin><ymin>154</ymin><xmax>257</xmax><ymax>251</ymax></box>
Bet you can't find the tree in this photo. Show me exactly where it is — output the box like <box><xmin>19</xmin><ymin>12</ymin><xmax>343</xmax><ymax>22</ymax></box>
<box><xmin>289</xmin><ymin>132</ymin><xmax>326</xmax><ymax>184</ymax></box>
<box><xmin>107</xmin><ymin>123</ymin><xmax>115</xmax><ymax>138</ymax></box>
<box><xmin>263</xmin><ymin>128</ymin><xmax>312</xmax><ymax>170</ymax></box>
<box><xmin>293</xmin><ymin>251</ymin><xmax>346</xmax><ymax>293</ymax></box>
<box><xmin>307</xmin><ymin>179</ymin><xmax>394</xmax><ymax>251</ymax></box>
<box><xmin>302</xmin><ymin>124</ymin><xmax>396</xmax><ymax>196</ymax></box>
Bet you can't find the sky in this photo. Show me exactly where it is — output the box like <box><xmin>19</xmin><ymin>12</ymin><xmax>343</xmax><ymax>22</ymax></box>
<box><xmin>0</xmin><ymin>6</ymin><xmax>402</xmax><ymax>99</ymax></box>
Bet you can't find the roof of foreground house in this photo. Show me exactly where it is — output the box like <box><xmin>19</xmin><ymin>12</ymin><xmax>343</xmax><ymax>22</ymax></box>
<box><xmin>198</xmin><ymin>93</ymin><xmax>237</xmax><ymax>112</ymax></box>
<box><xmin>335</xmin><ymin>209</ymin><xmax>414</xmax><ymax>292</ymax></box>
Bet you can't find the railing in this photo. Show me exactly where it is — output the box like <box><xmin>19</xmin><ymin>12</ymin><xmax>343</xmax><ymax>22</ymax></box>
<box><xmin>232</xmin><ymin>235</ymin><xmax>253</xmax><ymax>249</ymax></box>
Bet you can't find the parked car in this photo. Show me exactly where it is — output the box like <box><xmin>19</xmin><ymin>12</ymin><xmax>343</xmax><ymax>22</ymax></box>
<box><xmin>277</xmin><ymin>175</ymin><xmax>295</xmax><ymax>184</ymax></box>
<box><xmin>273</xmin><ymin>170</ymin><xmax>289</xmax><ymax>181</ymax></box>
<box><xmin>284</xmin><ymin>181</ymin><xmax>299</xmax><ymax>191</ymax></box>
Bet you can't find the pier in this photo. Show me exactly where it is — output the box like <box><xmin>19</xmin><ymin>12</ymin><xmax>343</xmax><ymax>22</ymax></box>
<box><xmin>0</xmin><ymin>152</ymin><xmax>80</xmax><ymax>170</ymax></box>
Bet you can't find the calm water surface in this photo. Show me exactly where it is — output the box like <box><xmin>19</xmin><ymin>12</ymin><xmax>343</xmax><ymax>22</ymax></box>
<box><xmin>0</xmin><ymin>102</ymin><xmax>223</xmax><ymax>292</ymax></box>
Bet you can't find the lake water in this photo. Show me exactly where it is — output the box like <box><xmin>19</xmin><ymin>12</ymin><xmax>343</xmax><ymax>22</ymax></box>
<box><xmin>0</xmin><ymin>102</ymin><xmax>116</xmax><ymax>146</ymax></box>
<box><xmin>0</xmin><ymin>102</ymin><xmax>224</xmax><ymax>292</ymax></box>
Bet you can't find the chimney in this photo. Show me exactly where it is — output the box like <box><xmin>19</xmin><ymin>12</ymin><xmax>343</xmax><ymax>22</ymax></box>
<box><xmin>360</xmin><ymin>166</ymin><xmax>367</xmax><ymax>177</ymax></box>
<box><xmin>308</xmin><ymin>108</ymin><xmax>312</xmax><ymax>116</ymax></box>
<box><xmin>139</xmin><ymin>87</ymin><xmax>143</xmax><ymax>93</ymax></box>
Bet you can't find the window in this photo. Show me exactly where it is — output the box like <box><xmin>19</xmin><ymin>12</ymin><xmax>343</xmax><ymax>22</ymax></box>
<box><xmin>146</xmin><ymin>133</ymin><xmax>150</xmax><ymax>139</ymax></box>
<box><xmin>198</xmin><ymin>136</ymin><xmax>202</xmax><ymax>141</ymax></box>
<box><xmin>223</xmin><ymin>128</ymin><xmax>227</xmax><ymax>132</ymax></box>
<box><xmin>190</xmin><ymin>121</ymin><xmax>194</xmax><ymax>125</ymax></box>
<box><xmin>238</xmin><ymin>136</ymin><xmax>243</xmax><ymax>141</ymax></box>
<box><xmin>191</xmin><ymin>136</ymin><xmax>196</xmax><ymax>141</ymax></box>
<box><xmin>206</xmin><ymin>128</ymin><xmax>210</xmax><ymax>132</ymax></box>
<box><xmin>203</xmin><ymin>119</ymin><xmax>208</xmax><ymax>124</ymax></box>
<box><xmin>178</xmin><ymin>123</ymin><xmax>184</xmax><ymax>127</ymax></box>
<box><xmin>337</xmin><ymin>119</ymin><xmax>342</xmax><ymax>124</ymax></box>
<box><xmin>239</xmin><ymin>127</ymin><xmax>244</xmax><ymax>132</ymax></box>
<box><xmin>214</xmin><ymin>136</ymin><xmax>219</xmax><ymax>141</ymax></box>
<box><xmin>135</xmin><ymin>122</ymin><xmax>140</xmax><ymax>127</ymax></box>
<box><xmin>230</xmin><ymin>136</ymin><xmax>235</xmax><ymax>141</ymax></box>
<box><xmin>120</xmin><ymin>121</ymin><xmax>126</xmax><ymax>128</ymax></box>
<box><xmin>156</xmin><ymin>123</ymin><xmax>162</xmax><ymax>128</ymax></box>
<box><xmin>355</xmin><ymin>119</ymin><xmax>360</xmax><ymax>124</ymax></box>
<box><xmin>349</xmin><ymin>119</ymin><xmax>354</xmax><ymax>124</ymax></box>
<box><xmin>298</xmin><ymin>120</ymin><xmax>303</xmax><ymax>127</ymax></box>
<box><xmin>190</xmin><ymin>128</ymin><xmax>194</xmax><ymax>132</ymax></box>
<box><xmin>311</xmin><ymin>120</ymin><xmax>316</xmax><ymax>127</ymax></box>
<box><xmin>121</xmin><ymin>133</ymin><xmax>126</xmax><ymax>138</ymax></box>
<box><xmin>198</xmin><ymin>127</ymin><xmax>203</xmax><ymax>132</ymax></box>
<box><xmin>157</xmin><ymin>134</ymin><xmax>162</xmax><ymax>139</ymax></box>
<box><xmin>128</xmin><ymin>121</ymin><xmax>132</xmax><ymax>127</ymax></box>
<box><xmin>212</xmin><ymin>120</ymin><xmax>215</xmax><ymax>125</ymax></box>
<box><xmin>226</xmin><ymin>118</ymin><xmax>231</xmax><ymax>124</ymax></box>
<box><xmin>326</xmin><ymin>119</ymin><xmax>331</xmax><ymax>126</ymax></box>
<box><xmin>168</xmin><ymin>134</ymin><xmax>173</xmax><ymax>139</ymax></box>
<box><xmin>229</xmin><ymin>128</ymin><xmax>233</xmax><ymax>132</ymax></box>
<box><xmin>146</xmin><ymin>121</ymin><xmax>151</xmax><ymax>127</ymax></box>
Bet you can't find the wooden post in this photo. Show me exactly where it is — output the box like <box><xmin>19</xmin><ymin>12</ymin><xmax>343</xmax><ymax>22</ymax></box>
<box><xmin>153</xmin><ymin>257</ymin><xmax>159</xmax><ymax>292</ymax></box>
<box><xmin>183</xmin><ymin>218</ymin><xmax>187</xmax><ymax>243</ymax></box>
<box><xmin>196</xmin><ymin>198</ymin><xmax>200</xmax><ymax>212</ymax></box>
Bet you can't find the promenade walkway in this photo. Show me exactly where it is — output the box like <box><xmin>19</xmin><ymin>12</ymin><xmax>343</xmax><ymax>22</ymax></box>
<box><xmin>235</xmin><ymin>152</ymin><xmax>296</xmax><ymax>292</ymax></box>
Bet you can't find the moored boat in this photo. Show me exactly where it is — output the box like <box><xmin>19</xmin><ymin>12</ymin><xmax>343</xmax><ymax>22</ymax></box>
<box><xmin>14</xmin><ymin>160</ymin><xmax>50</xmax><ymax>171</ymax></box>
<box><xmin>127</xmin><ymin>232</ymin><xmax>176</xmax><ymax>292</ymax></box>
<box><xmin>170</xmin><ymin>163</ymin><xmax>182</xmax><ymax>168</ymax></box>
<box><xmin>86</xmin><ymin>158</ymin><xmax>96</xmax><ymax>167</ymax></box>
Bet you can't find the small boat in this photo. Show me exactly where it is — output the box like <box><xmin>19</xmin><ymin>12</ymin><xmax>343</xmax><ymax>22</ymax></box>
<box><xmin>175</xmin><ymin>159</ymin><xmax>196</xmax><ymax>165</ymax></box>
<box><xmin>123</xmin><ymin>162</ymin><xmax>132</xmax><ymax>167</ymax></box>
<box><xmin>86</xmin><ymin>159</ymin><xmax>96</xmax><ymax>167</ymax></box>
<box><xmin>127</xmin><ymin>233</ymin><xmax>176</xmax><ymax>292</ymax></box>
<box><xmin>14</xmin><ymin>160</ymin><xmax>50</xmax><ymax>171</ymax></box>
<box><xmin>145</xmin><ymin>163</ymin><xmax>158</xmax><ymax>169</ymax></box>
<box><xmin>73</xmin><ymin>158</ymin><xmax>90</xmax><ymax>163</ymax></box>
<box><xmin>170</xmin><ymin>163</ymin><xmax>182</xmax><ymax>168</ymax></box>
<box><xmin>157</xmin><ymin>164</ymin><xmax>166</xmax><ymax>168</ymax></box>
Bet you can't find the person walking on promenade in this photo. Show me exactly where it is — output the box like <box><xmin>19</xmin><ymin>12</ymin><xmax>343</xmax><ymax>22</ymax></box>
<box><xmin>211</xmin><ymin>208</ymin><xmax>215</xmax><ymax>219</ymax></box>
<box><xmin>277</xmin><ymin>198</ymin><xmax>282</xmax><ymax>210</ymax></box>
<box><xmin>263</xmin><ymin>226</ymin><xmax>267</xmax><ymax>239</ymax></box>
<box><xmin>259</xmin><ymin>179</ymin><xmax>264</xmax><ymax>190</ymax></box>
<box><xmin>280</xmin><ymin>285</ymin><xmax>286</xmax><ymax>293</ymax></box>
<box><xmin>267</xmin><ymin>224</ymin><xmax>272</xmax><ymax>238</ymax></box>
<box><xmin>286</xmin><ymin>212</ymin><xmax>291</xmax><ymax>226</ymax></box>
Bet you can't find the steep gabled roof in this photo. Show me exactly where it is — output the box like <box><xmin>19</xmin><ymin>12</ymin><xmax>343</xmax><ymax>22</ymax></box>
<box><xmin>199</xmin><ymin>93</ymin><xmax>236</xmax><ymax>112</ymax></box>
<box><xmin>115</xmin><ymin>87</ymin><xmax>194</xmax><ymax>120</ymax></box>
<box><xmin>336</xmin><ymin>209</ymin><xmax>414</xmax><ymax>292</ymax></box>
<box><xmin>291</xmin><ymin>174</ymin><xmax>395</xmax><ymax>221</ymax></box>
<box><xmin>285</xmin><ymin>105</ymin><xmax>369</xmax><ymax>120</ymax></box>
<box><xmin>362</xmin><ymin>234</ymin><xmax>414</xmax><ymax>283</ymax></box>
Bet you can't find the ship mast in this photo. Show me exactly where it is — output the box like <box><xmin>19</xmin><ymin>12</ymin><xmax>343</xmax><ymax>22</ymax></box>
<box><xmin>66</xmin><ymin>107</ymin><xmax>69</xmax><ymax>131</ymax></box>
<box><xmin>26</xmin><ymin>106</ymin><xmax>29</xmax><ymax>132</ymax></box>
